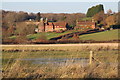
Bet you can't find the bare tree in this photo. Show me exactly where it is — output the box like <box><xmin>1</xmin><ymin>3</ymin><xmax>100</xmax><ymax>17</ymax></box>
<box><xmin>93</xmin><ymin>11</ymin><xmax>105</xmax><ymax>24</ymax></box>
<box><xmin>107</xmin><ymin>9</ymin><xmax>113</xmax><ymax>15</ymax></box>
<box><xmin>105</xmin><ymin>15</ymin><xmax>116</xmax><ymax>28</ymax></box>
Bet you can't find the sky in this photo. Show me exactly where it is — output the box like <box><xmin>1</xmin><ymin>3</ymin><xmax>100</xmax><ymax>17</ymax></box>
<box><xmin>1</xmin><ymin>0</ymin><xmax>119</xmax><ymax>14</ymax></box>
<box><xmin>1</xmin><ymin>0</ymin><xmax>120</xmax><ymax>2</ymax></box>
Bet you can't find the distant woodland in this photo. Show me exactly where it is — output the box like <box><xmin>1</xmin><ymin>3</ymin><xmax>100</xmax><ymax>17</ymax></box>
<box><xmin>1</xmin><ymin>4</ymin><xmax>120</xmax><ymax>44</ymax></box>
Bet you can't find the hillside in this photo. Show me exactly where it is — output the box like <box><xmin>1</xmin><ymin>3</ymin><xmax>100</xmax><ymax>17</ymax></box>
<box><xmin>79</xmin><ymin>29</ymin><xmax>119</xmax><ymax>41</ymax></box>
<box><xmin>27</xmin><ymin>30</ymin><xmax>80</xmax><ymax>40</ymax></box>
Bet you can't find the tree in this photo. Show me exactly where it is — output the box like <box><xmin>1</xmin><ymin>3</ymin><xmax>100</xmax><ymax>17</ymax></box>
<box><xmin>107</xmin><ymin>9</ymin><xmax>112</xmax><ymax>15</ymax></box>
<box><xmin>105</xmin><ymin>15</ymin><xmax>116</xmax><ymax>28</ymax></box>
<box><xmin>7</xmin><ymin>26</ymin><xmax>15</xmax><ymax>35</ymax></box>
<box><xmin>36</xmin><ymin>12</ymin><xmax>41</xmax><ymax>21</ymax></box>
<box><xmin>15</xmin><ymin>22</ymin><xmax>35</xmax><ymax>36</ymax></box>
<box><xmin>41</xmin><ymin>13</ymin><xmax>85</xmax><ymax>26</ymax></box>
<box><xmin>93</xmin><ymin>11</ymin><xmax>105</xmax><ymax>24</ymax></box>
<box><xmin>14</xmin><ymin>11</ymin><xmax>29</xmax><ymax>22</ymax></box>
<box><xmin>2</xmin><ymin>28</ymin><xmax>10</xmax><ymax>39</ymax></box>
<box><xmin>28</xmin><ymin>13</ymin><xmax>36</xmax><ymax>20</ymax></box>
<box><xmin>86</xmin><ymin>4</ymin><xmax>104</xmax><ymax>17</ymax></box>
<box><xmin>115</xmin><ymin>12</ymin><xmax>120</xmax><ymax>25</ymax></box>
<box><xmin>3</xmin><ymin>11</ymin><xmax>29</xmax><ymax>23</ymax></box>
<box><xmin>14</xmin><ymin>35</ymin><xmax>28</xmax><ymax>44</ymax></box>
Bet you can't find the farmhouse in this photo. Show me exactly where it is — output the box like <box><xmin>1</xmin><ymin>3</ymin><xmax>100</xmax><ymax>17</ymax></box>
<box><xmin>37</xmin><ymin>18</ymin><xmax>67</xmax><ymax>32</ymax></box>
<box><xmin>53</xmin><ymin>22</ymin><xmax>67</xmax><ymax>31</ymax></box>
<box><xmin>45</xmin><ymin>22</ymin><xmax>54</xmax><ymax>32</ymax></box>
<box><xmin>25</xmin><ymin>18</ymin><xmax>67</xmax><ymax>32</ymax></box>
<box><xmin>75</xmin><ymin>21</ymin><xmax>96</xmax><ymax>30</ymax></box>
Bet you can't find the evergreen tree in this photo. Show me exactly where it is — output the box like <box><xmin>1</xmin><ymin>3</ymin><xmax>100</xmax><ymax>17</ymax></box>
<box><xmin>86</xmin><ymin>4</ymin><xmax>104</xmax><ymax>17</ymax></box>
<box><xmin>36</xmin><ymin>12</ymin><xmax>41</xmax><ymax>21</ymax></box>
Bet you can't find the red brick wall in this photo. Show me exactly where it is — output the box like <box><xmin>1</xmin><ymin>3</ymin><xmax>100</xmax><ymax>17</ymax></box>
<box><xmin>45</xmin><ymin>25</ymin><xmax>54</xmax><ymax>32</ymax></box>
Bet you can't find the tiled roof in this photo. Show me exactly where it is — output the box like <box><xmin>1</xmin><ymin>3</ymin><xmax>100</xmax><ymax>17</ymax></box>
<box><xmin>53</xmin><ymin>22</ymin><xmax>67</xmax><ymax>28</ymax></box>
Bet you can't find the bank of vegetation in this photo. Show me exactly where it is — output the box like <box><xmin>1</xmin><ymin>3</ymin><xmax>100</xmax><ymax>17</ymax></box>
<box><xmin>2</xmin><ymin>4</ymin><xmax>120</xmax><ymax>44</ymax></box>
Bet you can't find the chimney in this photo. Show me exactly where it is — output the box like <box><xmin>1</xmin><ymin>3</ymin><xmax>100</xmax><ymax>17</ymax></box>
<box><xmin>40</xmin><ymin>18</ymin><xmax>44</xmax><ymax>22</ymax></box>
<box><xmin>45</xmin><ymin>18</ymin><xmax>49</xmax><ymax>25</ymax></box>
<box><xmin>92</xmin><ymin>18</ymin><xmax>94</xmax><ymax>22</ymax></box>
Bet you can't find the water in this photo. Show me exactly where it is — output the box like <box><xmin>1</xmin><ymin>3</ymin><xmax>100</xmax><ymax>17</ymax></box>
<box><xmin>17</xmin><ymin>58</ymin><xmax>89</xmax><ymax>66</ymax></box>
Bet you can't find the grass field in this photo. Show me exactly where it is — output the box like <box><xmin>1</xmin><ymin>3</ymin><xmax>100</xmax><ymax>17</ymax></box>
<box><xmin>27</xmin><ymin>30</ymin><xmax>79</xmax><ymax>40</ymax></box>
<box><xmin>10</xmin><ymin>29</ymin><xmax>119</xmax><ymax>42</ymax></box>
<box><xmin>79</xmin><ymin>29</ymin><xmax>119</xmax><ymax>41</ymax></box>
<box><xmin>2</xmin><ymin>44</ymin><xmax>119</xmax><ymax>78</ymax></box>
<box><xmin>9</xmin><ymin>30</ymin><xmax>79</xmax><ymax>40</ymax></box>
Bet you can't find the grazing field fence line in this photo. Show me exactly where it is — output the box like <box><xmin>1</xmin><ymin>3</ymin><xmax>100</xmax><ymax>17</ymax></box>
<box><xmin>89</xmin><ymin>51</ymin><xmax>103</xmax><ymax>65</ymax></box>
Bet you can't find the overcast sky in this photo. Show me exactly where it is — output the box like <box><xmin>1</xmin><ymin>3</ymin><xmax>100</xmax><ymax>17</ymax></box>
<box><xmin>2</xmin><ymin>1</ymin><xmax>119</xmax><ymax>14</ymax></box>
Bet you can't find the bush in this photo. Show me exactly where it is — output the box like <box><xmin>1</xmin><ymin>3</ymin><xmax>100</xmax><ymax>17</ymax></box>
<box><xmin>15</xmin><ymin>23</ymin><xmax>35</xmax><ymax>36</ymax></box>
<box><xmin>2</xmin><ymin>38</ymin><xmax>14</xmax><ymax>44</ymax></box>
<box><xmin>13</xmin><ymin>35</ymin><xmax>29</xmax><ymax>44</ymax></box>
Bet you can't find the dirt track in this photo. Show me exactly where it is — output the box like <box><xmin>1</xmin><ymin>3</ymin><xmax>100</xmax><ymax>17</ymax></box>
<box><xmin>1</xmin><ymin>43</ymin><xmax>118</xmax><ymax>47</ymax></box>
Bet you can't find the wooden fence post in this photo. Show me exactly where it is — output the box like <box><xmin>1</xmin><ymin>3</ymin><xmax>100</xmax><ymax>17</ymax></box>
<box><xmin>89</xmin><ymin>51</ymin><xmax>93</xmax><ymax>65</ymax></box>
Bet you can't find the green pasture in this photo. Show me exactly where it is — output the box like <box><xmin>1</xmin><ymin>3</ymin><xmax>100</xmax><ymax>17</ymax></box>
<box><xmin>79</xmin><ymin>29</ymin><xmax>119</xmax><ymax>41</ymax></box>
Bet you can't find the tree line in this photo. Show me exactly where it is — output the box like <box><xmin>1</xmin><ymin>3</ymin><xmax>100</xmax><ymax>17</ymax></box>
<box><xmin>1</xmin><ymin>4</ymin><xmax>120</xmax><ymax>44</ymax></box>
<box><xmin>2</xmin><ymin>10</ymin><xmax>85</xmax><ymax>44</ymax></box>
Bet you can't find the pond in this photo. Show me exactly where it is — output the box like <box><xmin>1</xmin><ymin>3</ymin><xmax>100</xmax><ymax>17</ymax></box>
<box><xmin>17</xmin><ymin>58</ymin><xmax>89</xmax><ymax>66</ymax></box>
<box><xmin>16</xmin><ymin>57</ymin><xmax>118</xmax><ymax>67</ymax></box>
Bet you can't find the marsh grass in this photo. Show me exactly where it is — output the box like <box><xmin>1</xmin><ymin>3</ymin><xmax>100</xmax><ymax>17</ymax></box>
<box><xmin>2</xmin><ymin>45</ymin><xmax>119</xmax><ymax>78</ymax></box>
<box><xmin>2</xmin><ymin>60</ymin><xmax>118</xmax><ymax>78</ymax></box>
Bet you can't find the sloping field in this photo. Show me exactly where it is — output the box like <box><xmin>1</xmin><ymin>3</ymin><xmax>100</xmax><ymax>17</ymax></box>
<box><xmin>79</xmin><ymin>29</ymin><xmax>119</xmax><ymax>41</ymax></box>
<box><xmin>27</xmin><ymin>30</ymin><xmax>79</xmax><ymax>40</ymax></box>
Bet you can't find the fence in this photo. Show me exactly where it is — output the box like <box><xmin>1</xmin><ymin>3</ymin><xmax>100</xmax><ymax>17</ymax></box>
<box><xmin>89</xmin><ymin>51</ymin><xmax>102</xmax><ymax>65</ymax></box>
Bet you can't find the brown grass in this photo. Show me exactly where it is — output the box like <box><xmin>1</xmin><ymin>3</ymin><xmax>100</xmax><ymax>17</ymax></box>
<box><xmin>2</xmin><ymin>43</ymin><xmax>119</xmax><ymax>79</ymax></box>
<box><xmin>2</xmin><ymin>61</ymin><xmax>118</xmax><ymax>78</ymax></box>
